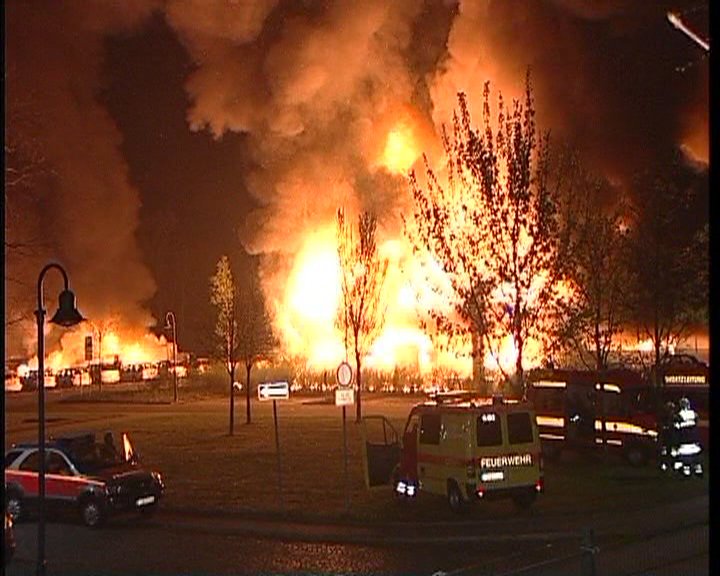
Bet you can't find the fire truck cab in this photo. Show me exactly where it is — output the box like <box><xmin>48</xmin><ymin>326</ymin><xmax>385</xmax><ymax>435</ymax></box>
<box><xmin>651</xmin><ymin>355</ymin><xmax>709</xmax><ymax>449</ymax></box>
<box><xmin>361</xmin><ymin>393</ymin><xmax>543</xmax><ymax>513</ymax></box>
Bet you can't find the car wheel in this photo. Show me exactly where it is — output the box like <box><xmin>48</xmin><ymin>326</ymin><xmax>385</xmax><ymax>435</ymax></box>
<box><xmin>5</xmin><ymin>491</ymin><xmax>23</xmax><ymax>522</ymax></box>
<box><xmin>447</xmin><ymin>481</ymin><xmax>466</xmax><ymax>514</ymax></box>
<box><xmin>512</xmin><ymin>488</ymin><xmax>537</xmax><ymax>510</ymax></box>
<box><xmin>79</xmin><ymin>497</ymin><xmax>106</xmax><ymax>528</ymax></box>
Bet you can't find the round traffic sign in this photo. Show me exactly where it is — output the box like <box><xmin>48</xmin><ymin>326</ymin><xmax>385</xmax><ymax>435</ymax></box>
<box><xmin>336</xmin><ymin>361</ymin><xmax>353</xmax><ymax>388</ymax></box>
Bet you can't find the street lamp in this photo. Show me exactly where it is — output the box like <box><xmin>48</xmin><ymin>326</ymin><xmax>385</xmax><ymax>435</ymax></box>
<box><xmin>165</xmin><ymin>311</ymin><xmax>178</xmax><ymax>403</ymax></box>
<box><xmin>35</xmin><ymin>263</ymin><xmax>84</xmax><ymax>576</ymax></box>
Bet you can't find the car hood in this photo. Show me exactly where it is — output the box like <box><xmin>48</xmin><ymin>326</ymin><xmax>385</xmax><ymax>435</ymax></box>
<box><xmin>90</xmin><ymin>463</ymin><xmax>151</xmax><ymax>482</ymax></box>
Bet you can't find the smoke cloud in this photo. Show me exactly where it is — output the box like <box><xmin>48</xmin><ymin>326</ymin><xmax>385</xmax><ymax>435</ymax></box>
<box><xmin>6</xmin><ymin>1</ymin><xmax>161</xmax><ymax>355</ymax></box>
<box><xmin>6</xmin><ymin>0</ymin><xmax>707</xmax><ymax>358</ymax></box>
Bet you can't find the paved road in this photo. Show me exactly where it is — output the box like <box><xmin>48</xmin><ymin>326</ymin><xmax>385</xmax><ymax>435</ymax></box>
<box><xmin>6</xmin><ymin>495</ymin><xmax>708</xmax><ymax>575</ymax></box>
<box><xmin>7</xmin><ymin>518</ymin><xmax>540</xmax><ymax>576</ymax></box>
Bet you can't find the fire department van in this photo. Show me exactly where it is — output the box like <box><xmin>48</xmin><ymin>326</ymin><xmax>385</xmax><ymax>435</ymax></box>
<box><xmin>361</xmin><ymin>392</ymin><xmax>544</xmax><ymax>512</ymax></box>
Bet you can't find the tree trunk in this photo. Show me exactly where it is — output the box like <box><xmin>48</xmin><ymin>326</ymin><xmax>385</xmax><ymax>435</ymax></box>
<box><xmin>516</xmin><ymin>335</ymin><xmax>525</xmax><ymax>399</ymax></box>
<box><xmin>594</xmin><ymin>313</ymin><xmax>603</xmax><ymax>371</ymax></box>
<box><xmin>245</xmin><ymin>362</ymin><xmax>252</xmax><ymax>424</ymax></box>
<box><xmin>654</xmin><ymin>317</ymin><xmax>661</xmax><ymax>388</ymax></box>
<box><xmin>229</xmin><ymin>366</ymin><xmax>235</xmax><ymax>436</ymax></box>
<box><xmin>472</xmin><ymin>330</ymin><xmax>486</xmax><ymax>394</ymax></box>
<box><xmin>355</xmin><ymin>350</ymin><xmax>362</xmax><ymax>423</ymax></box>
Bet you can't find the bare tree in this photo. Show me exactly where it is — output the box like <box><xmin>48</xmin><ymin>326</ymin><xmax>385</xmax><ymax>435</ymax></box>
<box><xmin>553</xmin><ymin>166</ymin><xmax>630</xmax><ymax>370</ymax></box>
<box><xmin>406</xmin><ymin>74</ymin><xmax>571</xmax><ymax>395</ymax></box>
<box><xmin>624</xmin><ymin>158</ymin><xmax>706</xmax><ymax>384</ymax></box>
<box><xmin>5</xmin><ymin>80</ymin><xmax>54</xmax><ymax>331</ymax></box>
<box><xmin>336</xmin><ymin>209</ymin><xmax>389</xmax><ymax>422</ymax></box>
<box><xmin>210</xmin><ymin>255</ymin><xmax>239</xmax><ymax>435</ymax></box>
<box><xmin>88</xmin><ymin>316</ymin><xmax>119</xmax><ymax>392</ymax></box>
<box><xmin>236</xmin><ymin>257</ymin><xmax>278</xmax><ymax>424</ymax></box>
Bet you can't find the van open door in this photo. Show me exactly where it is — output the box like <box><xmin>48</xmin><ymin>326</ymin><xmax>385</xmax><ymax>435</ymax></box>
<box><xmin>360</xmin><ymin>416</ymin><xmax>400</xmax><ymax>489</ymax></box>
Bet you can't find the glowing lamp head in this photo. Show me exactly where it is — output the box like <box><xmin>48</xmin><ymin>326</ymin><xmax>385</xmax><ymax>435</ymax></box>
<box><xmin>49</xmin><ymin>289</ymin><xmax>84</xmax><ymax>327</ymax></box>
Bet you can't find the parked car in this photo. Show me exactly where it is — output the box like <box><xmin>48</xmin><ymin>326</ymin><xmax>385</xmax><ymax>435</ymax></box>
<box><xmin>5</xmin><ymin>431</ymin><xmax>164</xmax><ymax>528</ymax></box>
<box><xmin>5</xmin><ymin>371</ymin><xmax>23</xmax><ymax>393</ymax></box>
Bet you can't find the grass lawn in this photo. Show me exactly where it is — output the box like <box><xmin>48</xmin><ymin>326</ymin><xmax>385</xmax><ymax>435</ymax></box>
<box><xmin>4</xmin><ymin>381</ymin><xmax>708</xmax><ymax>523</ymax></box>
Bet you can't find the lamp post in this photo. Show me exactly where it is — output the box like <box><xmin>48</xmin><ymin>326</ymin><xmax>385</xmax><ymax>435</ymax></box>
<box><xmin>35</xmin><ymin>263</ymin><xmax>84</xmax><ymax>576</ymax></box>
<box><xmin>165</xmin><ymin>311</ymin><xmax>178</xmax><ymax>403</ymax></box>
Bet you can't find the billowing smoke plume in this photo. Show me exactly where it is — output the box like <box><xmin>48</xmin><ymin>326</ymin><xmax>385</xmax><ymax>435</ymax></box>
<box><xmin>163</xmin><ymin>0</ymin><xmax>707</xmax><ymax>329</ymax></box>
<box><xmin>6</xmin><ymin>0</ymin><xmax>707</xmax><ymax>361</ymax></box>
<box><xmin>6</xmin><ymin>1</ymin><xmax>161</xmax><ymax>356</ymax></box>
<box><xmin>165</xmin><ymin>0</ymin><xmax>707</xmax><ymax>240</ymax></box>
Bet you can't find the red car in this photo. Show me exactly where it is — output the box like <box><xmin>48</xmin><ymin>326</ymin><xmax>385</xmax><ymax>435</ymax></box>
<box><xmin>5</xmin><ymin>431</ymin><xmax>164</xmax><ymax>527</ymax></box>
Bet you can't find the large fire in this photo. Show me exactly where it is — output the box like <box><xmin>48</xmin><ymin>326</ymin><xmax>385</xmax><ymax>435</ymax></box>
<box><xmin>273</xmin><ymin>225</ymin><xmax>541</xmax><ymax>378</ymax></box>
<box><xmin>15</xmin><ymin>325</ymin><xmax>178</xmax><ymax>387</ymax></box>
<box><xmin>381</xmin><ymin>122</ymin><xmax>420</xmax><ymax>175</ymax></box>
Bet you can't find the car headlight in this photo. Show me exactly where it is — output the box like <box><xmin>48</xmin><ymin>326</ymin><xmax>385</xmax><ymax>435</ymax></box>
<box><xmin>152</xmin><ymin>472</ymin><xmax>165</xmax><ymax>489</ymax></box>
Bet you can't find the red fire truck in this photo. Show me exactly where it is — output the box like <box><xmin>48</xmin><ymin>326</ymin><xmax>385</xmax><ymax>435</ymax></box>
<box><xmin>528</xmin><ymin>368</ymin><xmax>662</xmax><ymax>466</ymax></box>
<box><xmin>527</xmin><ymin>365</ymin><xmax>705</xmax><ymax>471</ymax></box>
<box><xmin>650</xmin><ymin>354</ymin><xmax>709</xmax><ymax>448</ymax></box>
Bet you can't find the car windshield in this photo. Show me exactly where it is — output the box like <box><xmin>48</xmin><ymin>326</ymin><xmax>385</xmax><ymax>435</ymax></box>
<box><xmin>68</xmin><ymin>441</ymin><xmax>125</xmax><ymax>474</ymax></box>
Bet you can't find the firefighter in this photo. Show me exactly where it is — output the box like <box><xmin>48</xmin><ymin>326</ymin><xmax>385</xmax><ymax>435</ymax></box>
<box><xmin>658</xmin><ymin>400</ymin><xmax>678</xmax><ymax>472</ymax></box>
<box><xmin>659</xmin><ymin>397</ymin><xmax>703</xmax><ymax>476</ymax></box>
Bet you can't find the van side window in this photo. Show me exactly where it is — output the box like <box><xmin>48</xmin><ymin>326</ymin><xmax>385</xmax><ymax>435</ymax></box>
<box><xmin>419</xmin><ymin>414</ymin><xmax>441</xmax><ymax>445</ymax></box>
<box><xmin>507</xmin><ymin>412</ymin><xmax>534</xmax><ymax>444</ymax></box>
<box><xmin>477</xmin><ymin>412</ymin><xmax>502</xmax><ymax>446</ymax></box>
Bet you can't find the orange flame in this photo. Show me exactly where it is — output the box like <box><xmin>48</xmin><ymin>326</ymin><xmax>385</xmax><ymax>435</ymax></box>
<box><xmin>381</xmin><ymin>122</ymin><xmax>420</xmax><ymax>175</ymax></box>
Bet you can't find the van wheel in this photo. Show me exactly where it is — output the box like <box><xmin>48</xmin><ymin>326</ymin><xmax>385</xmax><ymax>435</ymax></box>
<box><xmin>512</xmin><ymin>488</ymin><xmax>536</xmax><ymax>510</ymax></box>
<box><xmin>138</xmin><ymin>504</ymin><xmax>157</xmax><ymax>518</ymax></box>
<box><xmin>447</xmin><ymin>481</ymin><xmax>466</xmax><ymax>514</ymax></box>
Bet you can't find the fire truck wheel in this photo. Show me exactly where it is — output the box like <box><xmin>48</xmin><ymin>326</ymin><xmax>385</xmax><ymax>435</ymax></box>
<box><xmin>79</xmin><ymin>496</ymin><xmax>106</xmax><ymax>528</ymax></box>
<box><xmin>5</xmin><ymin>490</ymin><xmax>24</xmax><ymax>522</ymax></box>
<box><xmin>624</xmin><ymin>444</ymin><xmax>647</xmax><ymax>467</ymax></box>
<box><xmin>447</xmin><ymin>480</ymin><xmax>466</xmax><ymax>514</ymax></box>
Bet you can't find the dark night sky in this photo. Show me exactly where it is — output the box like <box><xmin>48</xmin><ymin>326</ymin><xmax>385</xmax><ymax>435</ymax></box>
<box><xmin>101</xmin><ymin>15</ymin><xmax>257</xmax><ymax>350</ymax></box>
<box><xmin>4</xmin><ymin>1</ymin><xmax>709</xmax><ymax>358</ymax></box>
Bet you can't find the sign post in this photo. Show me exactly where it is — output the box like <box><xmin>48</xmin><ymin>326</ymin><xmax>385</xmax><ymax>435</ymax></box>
<box><xmin>336</xmin><ymin>362</ymin><xmax>354</xmax><ymax>512</ymax></box>
<box><xmin>258</xmin><ymin>381</ymin><xmax>290</xmax><ymax>511</ymax></box>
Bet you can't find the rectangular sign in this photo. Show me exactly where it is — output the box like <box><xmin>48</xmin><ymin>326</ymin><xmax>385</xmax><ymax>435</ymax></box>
<box><xmin>335</xmin><ymin>388</ymin><xmax>355</xmax><ymax>406</ymax></box>
<box><xmin>258</xmin><ymin>381</ymin><xmax>290</xmax><ymax>401</ymax></box>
